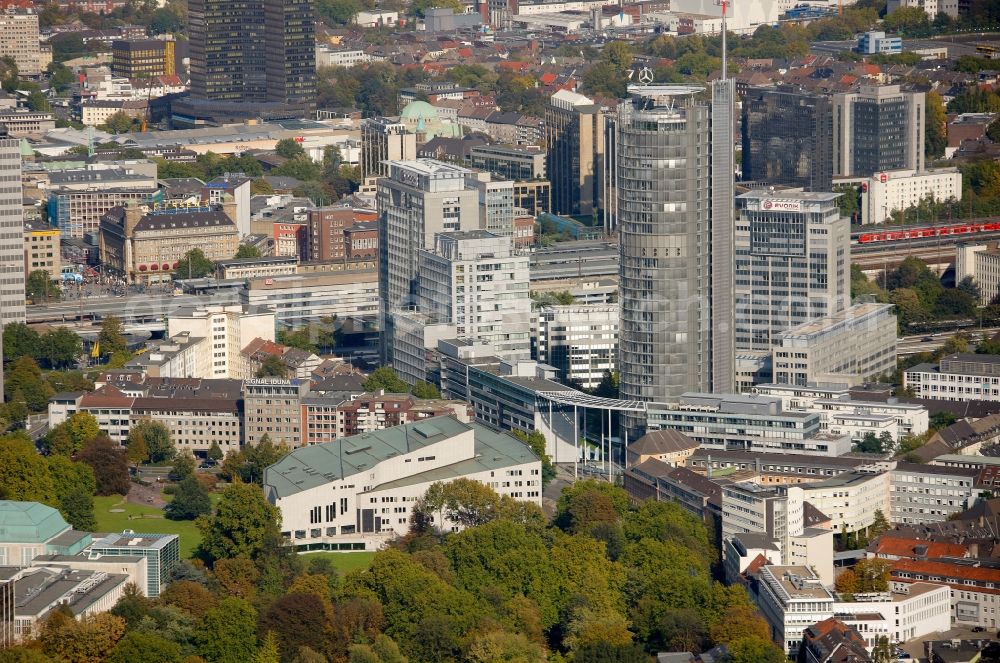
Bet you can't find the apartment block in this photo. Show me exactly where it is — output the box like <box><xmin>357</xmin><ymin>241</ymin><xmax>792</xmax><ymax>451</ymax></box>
<box><xmin>904</xmin><ymin>353</ymin><xmax>1000</xmax><ymax>402</ymax></box>
<box><xmin>535</xmin><ymin>303</ymin><xmax>618</xmax><ymax>390</ymax></box>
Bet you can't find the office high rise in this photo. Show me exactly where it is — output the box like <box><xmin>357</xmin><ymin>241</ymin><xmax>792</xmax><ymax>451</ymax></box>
<box><xmin>832</xmin><ymin>85</ymin><xmax>925</xmax><ymax>178</ymax></box>
<box><xmin>187</xmin><ymin>0</ymin><xmax>314</xmax><ymax>113</ymax></box>
<box><xmin>0</xmin><ymin>131</ymin><xmax>24</xmax><ymax>402</ymax></box>
<box><xmin>545</xmin><ymin>90</ymin><xmax>605</xmax><ymax>218</ymax></box>
<box><xmin>377</xmin><ymin>160</ymin><xmax>480</xmax><ymax>365</ymax></box>
<box><xmin>417</xmin><ymin>231</ymin><xmax>530</xmax><ymax>359</ymax></box>
<box><xmin>742</xmin><ymin>85</ymin><xmax>834</xmax><ymax>191</ymax></box>
<box><xmin>361</xmin><ymin>118</ymin><xmax>417</xmax><ymax>180</ymax></box>
<box><xmin>734</xmin><ymin>191</ymin><xmax>850</xmax><ymax>353</ymax></box>
<box><xmin>616</xmin><ymin>82</ymin><xmax>734</xmax><ymax>430</ymax></box>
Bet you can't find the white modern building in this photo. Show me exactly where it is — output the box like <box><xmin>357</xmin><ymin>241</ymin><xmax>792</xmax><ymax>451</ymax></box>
<box><xmin>647</xmin><ymin>393</ymin><xmax>854</xmax><ymax>457</ymax></box>
<box><xmin>129</xmin><ymin>304</ymin><xmax>275</xmax><ymax>379</ymax></box>
<box><xmin>890</xmin><ymin>462</ymin><xmax>982</xmax><ymax>525</ymax></box>
<box><xmin>378</xmin><ymin>160</ymin><xmax>481</xmax><ymax>366</ymax></box>
<box><xmin>417</xmin><ymin>231</ymin><xmax>531</xmax><ymax>361</ymax></box>
<box><xmin>886</xmin><ymin>0</ymin><xmax>958</xmax><ymax>19</ymax></box>
<box><xmin>772</xmin><ymin>303</ymin><xmax>898</xmax><ymax>387</ymax></box>
<box><xmin>535</xmin><ymin>303</ymin><xmax>618</xmax><ymax>390</ymax></box>
<box><xmin>753</xmin><ymin>384</ymin><xmax>930</xmax><ymax>441</ymax></box>
<box><xmin>755</xmin><ymin>565</ymin><xmax>950</xmax><ymax>657</ymax></box>
<box><xmin>904</xmin><ymin>354</ymin><xmax>1000</xmax><ymax>402</ymax></box>
<box><xmin>263</xmin><ymin>415</ymin><xmax>542</xmax><ymax>551</ymax></box>
<box><xmin>800</xmin><ymin>469</ymin><xmax>892</xmax><ymax>532</ymax></box>
<box><xmin>847</xmin><ymin>168</ymin><xmax>963</xmax><ymax>225</ymax></box>
<box><xmin>721</xmin><ymin>484</ymin><xmax>835</xmax><ymax>586</ymax></box>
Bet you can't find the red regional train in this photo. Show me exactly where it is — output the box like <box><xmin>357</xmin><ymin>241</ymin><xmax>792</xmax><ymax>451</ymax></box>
<box><xmin>855</xmin><ymin>221</ymin><xmax>1000</xmax><ymax>244</ymax></box>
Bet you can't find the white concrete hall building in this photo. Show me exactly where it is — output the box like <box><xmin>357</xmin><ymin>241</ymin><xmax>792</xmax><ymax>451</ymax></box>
<box><xmin>263</xmin><ymin>415</ymin><xmax>542</xmax><ymax>551</ymax></box>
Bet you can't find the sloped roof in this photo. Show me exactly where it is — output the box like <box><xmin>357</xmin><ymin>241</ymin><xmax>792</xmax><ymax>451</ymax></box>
<box><xmin>0</xmin><ymin>501</ymin><xmax>70</xmax><ymax>543</ymax></box>
<box><xmin>629</xmin><ymin>429</ymin><xmax>698</xmax><ymax>456</ymax></box>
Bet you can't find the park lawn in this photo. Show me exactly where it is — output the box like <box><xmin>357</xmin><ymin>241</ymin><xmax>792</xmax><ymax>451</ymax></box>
<box><xmin>93</xmin><ymin>495</ymin><xmax>202</xmax><ymax>559</ymax></box>
<box><xmin>301</xmin><ymin>551</ymin><xmax>375</xmax><ymax>575</ymax></box>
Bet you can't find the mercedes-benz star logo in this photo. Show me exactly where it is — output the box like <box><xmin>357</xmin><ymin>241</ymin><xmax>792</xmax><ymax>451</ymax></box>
<box><xmin>637</xmin><ymin>67</ymin><xmax>654</xmax><ymax>85</ymax></box>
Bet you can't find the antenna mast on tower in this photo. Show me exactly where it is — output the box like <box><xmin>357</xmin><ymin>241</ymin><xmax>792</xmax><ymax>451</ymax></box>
<box><xmin>718</xmin><ymin>0</ymin><xmax>728</xmax><ymax>80</ymax></box>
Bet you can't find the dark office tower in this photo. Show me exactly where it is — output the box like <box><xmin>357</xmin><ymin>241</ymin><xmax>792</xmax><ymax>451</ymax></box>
<box><xmin>832</xmin><ymin>85</ymin><xmax>925</xmax><ymax>178</ymax></box>
<box><xmin>265</xmin><ymin>0</ymin><xmax>316</xmax><ymax>110</ymax></box>
<box><xmin>742</xmin><ymin>85</ymin><xmax>833</xmax><ymax>191</ymax></box>
<box><xmin>545</xmin><ymin>90</ymin><xmax>605</xmax><ymax>218</ymax></box>
<box><xmin>188</xmin><ymin>0</ymin><xmax>265</xmax><ymax>102</ymax></box>
<box><xmin>186</xmin><ymin>0</ymin><xmax>314</xmax><ymax>117</ymax></box>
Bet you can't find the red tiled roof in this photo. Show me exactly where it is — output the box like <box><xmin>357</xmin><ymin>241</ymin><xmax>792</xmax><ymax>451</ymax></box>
<box><xmin>892</xmin><ymin>558</ymin><xmax>1000</xmax><ymax>583</ymax></box>
<box><xmin>873</xmin><ymin>537</ymin><xmax>968</xmax><ymax>560</ymax></box>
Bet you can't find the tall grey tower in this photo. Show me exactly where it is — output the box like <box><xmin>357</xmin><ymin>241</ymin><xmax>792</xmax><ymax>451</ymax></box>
<box><xmin>616</xmin><ymin>78</ymin><xmax>735</xmax><ymax>432</ymax></box>
<box><xmin>0</xmin><ymin>130</ymin><xmax>24</xmax><ymax>402</ymax></box>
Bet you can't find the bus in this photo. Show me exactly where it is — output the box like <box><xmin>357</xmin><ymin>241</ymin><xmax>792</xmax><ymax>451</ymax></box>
<box><xmin>976</xmin><ymin>44</ymin><xmax>999</xmax><ymax>60</ymax></box>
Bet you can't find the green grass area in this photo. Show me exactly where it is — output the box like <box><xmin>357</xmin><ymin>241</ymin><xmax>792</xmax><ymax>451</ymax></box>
<box><xmin>93</xmin><ymin>495</ymin><xmax>202</xmax><ymax>559</ymax></box>
<box><xmin>300</xmin><ymin>551</ymin><xmax>375</xmax><ymax>575</ymax></box>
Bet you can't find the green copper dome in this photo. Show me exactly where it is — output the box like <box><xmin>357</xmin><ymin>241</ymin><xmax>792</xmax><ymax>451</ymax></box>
<box><xmin>0</xmin><ymin>501</ymin><xmax>70</xmax><ymax>543</ymax></box>
<box><xmin>400</xmin><ymin>100</ymin><xmax>437</xmax><ymax>120</ymax></box>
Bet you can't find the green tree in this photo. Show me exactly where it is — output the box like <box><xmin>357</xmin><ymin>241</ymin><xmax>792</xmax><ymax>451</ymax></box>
<box><xmin>166</xmin><ymin>476</ymin><xmax>212</xmax><ymax>520</ymax></box>
<box><xmin>513</xmin><ymin>430</ymin><xmax>555</xmax><ymax>486</ymax></box>
<box><xmin>930</xmin><ymin>410</ymin><xmax>957</xmax><ymax>430</ymax></box>
<box><xmin>48</xmin><ymin>62</ymin><xmax>75</xmax><ymax>93</ymax></box>
<box><xmin>2</xmin><ymin>322</ymin><xmax>41</xmax><ymax>363</ymax></box>
<box><xmin>56</xmin><ymin>411</ymin><xmax>101</xmax><ymax>455</ymax></box>
<box><xmin>0</xmin><ymin>433</ymin><xmax>56</xmax><ymax>502</ymax></box>
<box><xmin>602</xmin><ymin>41</ymin><xmax>634</xmax><ymax>72</ymax></box>
<box><xmin>854</xmin><ymin>557</ymin><xmax>892</xmax><ymax>592</ymax></box>
<box><xmin>363</xmin><ymin>367</ymin><xmax>409</xmax><ymax>393</ymax></box>
<box><xmin>97</xmin><ymin>316</ymin><xmax>129</xmax><ymax>359</ymax></box>
<box><xmin>555</xmin><ymin>480</ymin><xmax>631</xmax><ymax>531</ymax></box>
<box><xmin>131</xmin><ymin>420</ymin><xmax>174</xmax><ymax>463</ymax></box>
<box><xmin>26</xmin><ymin>90</ymin><xmax>51</xmax><ymax>112</ymax></box>
<box><xmin>869</xmin><ymin>509</ymin><xmax>890</xmax><ymax>539</ymax></box>
<box><xmin>126</xmin><ymin>431</ymin><xmax>149</xmax><ymax>467</ymax></box>
<box><xmin>39</xmin><ymin>611</ymin><xmax>126</xmax><ymax>663</ymax></box>
<box><xmin>275</xmin><ymin>138</ymin><xmax>306</xmax><ymax>159</ymax></box>
<box><xmin>408</xmin><ymin>0</ymin><xmax>462</xmax><ymax>17</ymax></box>
<box><xmin>256</xmin><ymin>355</ymin><xmax>290</xmax><ymax>378</ymax></box>
<box><xmin>26</xmin><ymin>269</ymin><xmax>59</xmax><ymax>303</ymax></box>
<box><xmin>410</xmin><ymin>380</ymin><xmax>440</xmax><ymax>399</ymax></box>
<box><xmin>926</xmin><ymin>91</ymin><xmax>947</xmax><ymax>159</ymax></box>
<box><xmin>207</xmin><ymin>441</ymin><xmax>224</xmax><ymax>462</ymax></box>
<box><xmin>41</xmin><ymin>328</ymin><xmax>82</xmax><ymax>369</ymax></box>
<box><xmin>871</xmin><ymin>635</ymin><xmax>894</xmax><ymax>663</ymax></box>
<box><xmin>5</xmin><ymin>356</ymin><xmax>54</xmax><ymax>411</ymax></box>
<box><xmin>195</xmin><ymin>597</ymin><xmax>259</xmax><ymax>663</ymax></box>
<box><xmin>722</xmin><ymin>636</ymin><xmax>787</xmax><ymax>663</ymax></box>
<box><xmin>582</xmin><ymin>61</ymin><xmax>627</xmax><ymax>98</ymax></box>
<box><xmin>77</xmin><ymin>434</ymin><xmax>130</xmax><ymax>495</ymax></box>
<box><xmin>197</xmin><ymin>482</ymin><xmax>282</xmax><ymax>564</ymax></box>
<box><xmin>169</xmin><ymin>450</ymin><xmax>196</xmax><ymax>481</ymax></box>
<box><xmin>60</xmin><ymin>486</ymin><xmax>97</xmax><ymax>531</ymax></box>
<box><xmin>235</xmin><ymin>244</ymin><xmax>263</xmax><ymax>259</ymax></box>
<box><xmin>100</xmin><ymin>112</ymin><xmax>140</xmax><ymax>134</ymax></box>
<box><xmin>316</xmin><ymin>0</ymin><xmax>362</xmax><ymax>24</ymax></box>
<box><xmin>258</xmin><ymin>593</ymin><xmax>330</xmax><ymax>659</ymax></box>
<box><xmin>254</xmin><ymin>632</ymin><xmax>280</xmax><ymax>663</ymax></box>
<box><xmin>174</xmin><ymin>249</ymin><xmax>215</xmax><ymax>280</ymax></box>
<box><xmin>108</xmin><ymin>630</ymin><xmax>181</xmax><ymax>663</ymax></box>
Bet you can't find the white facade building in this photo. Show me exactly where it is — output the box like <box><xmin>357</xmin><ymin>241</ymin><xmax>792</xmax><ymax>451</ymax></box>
<box><xmin>772</xmin><ymin>303</ymin><xmax>898</xmax><ymax>387</ymax></box>
<box><xmin>535</xmin><ymin>303</ymin><xmax>618</xmax><ymax>389</ymax></box>
<box><xmin>417</xmin><ymin>231</ymin><xmax>531</xmax><ymax>361</ymax></box>
<box><xmin>852</xmin><ymin>168</ymin><xmax>963</xmax><ymax>225</ymax></box>
<box><xmin>886</xmin><ymin>0</ymin><xmax>958</xmax><ymax>19</ymax></box>
<box><xmin>755</xmin><ymin>565</ymin><xmax>951</xmax><ymax>657</ymax></box>
<box><xmin>904</xmin><ymin>353</ymin><xmax>1000</xmax><ymax>402</ymax></box>
<box><xmin>129</xmin><ymin>304</ymin><xmax>275</xmax><ymax>380</ymax></box>
<box><xmin>263</xmin><ymin>416</ymin><xmax>542</xmax><ymax>551</ymax></box>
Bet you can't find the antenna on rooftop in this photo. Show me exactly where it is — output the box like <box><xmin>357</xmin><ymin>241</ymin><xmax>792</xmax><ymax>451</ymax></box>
<box><xmin>716</xmin><ymin>0</ymin><xmax>728</xmax><ymax>81</ymax></box>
